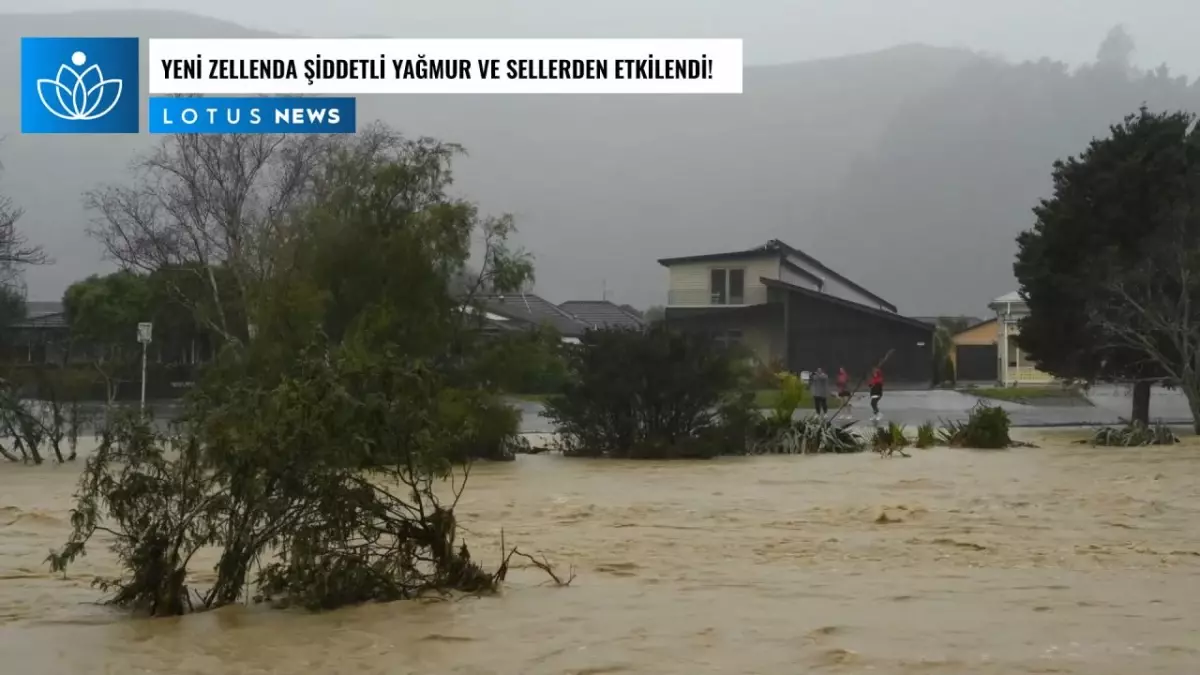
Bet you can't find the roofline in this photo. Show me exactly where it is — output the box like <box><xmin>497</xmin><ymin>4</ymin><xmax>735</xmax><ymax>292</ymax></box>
<box><xmin>952</xmin><ymin>317</ymin><xmax>998</xmax><ymax>336</ymax></box>
<box><xmin>656</xmin><ymin>248</ymin><xmax>779</xmax><ymax>267</ymax></box>
<box><xmin>760</xmin><ymin>277</ymin><xmax>931</xmax><ymax>331</ymax></box>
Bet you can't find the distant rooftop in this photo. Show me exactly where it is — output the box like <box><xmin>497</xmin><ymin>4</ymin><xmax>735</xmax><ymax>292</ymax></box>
<box><xmin>11</xmin><ymin>301</ymin><xmax>66</xmax><ymax>329</ymax></box>
<box><xmin>558</xmin><ymin>301</ymin><xmax>645</xmax><ymax>331</ymax></box>
<box><xmin>479</xmin><ymin>293</ymin><xmax>591</xmax><ymax>338</ymax></box>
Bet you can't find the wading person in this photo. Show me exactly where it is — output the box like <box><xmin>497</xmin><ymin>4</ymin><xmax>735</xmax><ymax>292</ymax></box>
<box><xmin>809</xmin><ymin>367</ymin><xmax>830</xmax><ymax>416</ymax></box>
<box><xmin>868</xmin><ymin>367</ymin><xmax>884</xmax><ymax>421</ymax></box>
<box><xmin>836</xmin><ymin>366</ymin><xmax>851</xmax><ymax>417</ymax></box>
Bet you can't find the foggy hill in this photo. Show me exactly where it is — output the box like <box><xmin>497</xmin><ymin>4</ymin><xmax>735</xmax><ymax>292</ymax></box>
<box><xmin>808</xmin><ymin>54</ymin><xmax>1200</xmax><ymax>314</ymax></box>
<box><xmin>3</xmin><ymin>12</ymin><xmax>1195</xmax><ymax>316</ymax></box>
<box><xmin>0</xmin><ymin>10</ymin><xmax>981</xmax><ymax>310</ymax></box>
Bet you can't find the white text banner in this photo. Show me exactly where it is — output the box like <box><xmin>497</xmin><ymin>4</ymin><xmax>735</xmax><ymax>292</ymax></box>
<box><xmin>148</xmin><ymin>39</ymin><xmax>743</xmax><ymax>95</ymax></box>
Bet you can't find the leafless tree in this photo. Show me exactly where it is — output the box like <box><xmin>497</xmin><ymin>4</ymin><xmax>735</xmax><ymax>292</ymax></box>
<box><xmin>85</xmin><ymin>133</ymin><xmax>328</xmax><ymax>346</ymax></box>
<box><xmin>0</xmin><ymin>147</ymin><xmax>48</xmax><ymax>288</ymax></box>
<box><xmin>1089</xmin><ymin>195</ymin><xmax>1200</xmax><ymax>431</ymax></box>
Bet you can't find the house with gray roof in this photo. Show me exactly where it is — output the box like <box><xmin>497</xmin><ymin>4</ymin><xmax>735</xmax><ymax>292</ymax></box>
<box><xmin>478</xmin><ymin>293</ymin><xmax>592</xmax><ymax>341</ymax></box>
<box><xmin>558</xmin><ymin>300</ymin><xmax>645</xmax><ymax>331</ymax></box>
<box><xmin>3</xmin><ymin>300</ymin><xmax>70</xmax><ymax>363</ymax></box>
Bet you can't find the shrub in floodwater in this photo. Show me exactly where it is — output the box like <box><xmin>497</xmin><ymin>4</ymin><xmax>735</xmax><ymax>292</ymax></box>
<box><xmin>49</xmin><ymin>349</ymin><xmax>555</xmax><ymax>616</ymax></box>
<box><xmin>873</xmin><ymin>421</ymin><xmax>910</xmax><ymax>455</ymax></box>
<box><xmin>543</xmin><ymin>325</ymin><xmax>747</xmax><ymax>458</ymax></box>
<box><xmin>939</xmin><ymin>402</ymin><xmax>1012</xmax><ymax>449</ymax></box>
<box><xmin>1090</xmin><ymin>421</ymin><xmax>1179</xmax><ymax>447</ymax></box>
<box><xmin>754</xmin><ymin>415</ymin><xmax>865</xmax><ymax>455</ymax></box>
<box><xmin>915</xmin><ymin>421</ymin><xmax>937</xmax><ymax>448</ymax></box>
<box><xmin>437</xmin><ymin>389</ymin><xmax>523</xmax><ymax>462</ymax></box>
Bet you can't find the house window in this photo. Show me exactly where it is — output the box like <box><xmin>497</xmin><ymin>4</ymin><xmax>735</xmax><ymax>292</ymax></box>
<box><xmin>729</xmin><ymin>269</ymin><xmax>745</xmax><ymax>304</ymax></box>
<box><xmin>713</xmin><ymin>330</ymin><xmax>743</xmax><ymax>348</ymax></box>
<box><xmin>710</xmin><ymin>269</ymin><xmax>726</xmax><ymax>304</ymax></box>
<box><xmin>710</xmin><ymin>267</ymin><xmax>746</xmax><ymax>305</ymax></box>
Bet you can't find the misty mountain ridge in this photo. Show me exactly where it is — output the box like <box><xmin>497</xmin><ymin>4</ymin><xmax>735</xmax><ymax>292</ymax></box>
<box><xmin>1</xmin><ymin>12</ymin><xmax>1196</xmax><ymax>316</ymax></box>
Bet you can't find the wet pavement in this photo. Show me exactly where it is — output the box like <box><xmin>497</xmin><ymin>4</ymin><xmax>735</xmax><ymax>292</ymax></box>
<box><xmin>512</xmin><ymin>384</ymin><xmax>1196</xmax><ymax>432</ymax></box>
<box><xmin>37</xmin><ymin>385</ymin><xmax>1197</xmax><ymax>438</ymax></box>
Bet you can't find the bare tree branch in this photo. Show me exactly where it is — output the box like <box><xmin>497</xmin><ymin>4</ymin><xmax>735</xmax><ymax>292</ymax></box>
<box><xmin>0</xmin><ymin>147</ymin><xmax>48</xmax><ymax>286</ymax></box>
<box><xmin>1088</xmin><ymin>191</ymin><xmax>1200</xmax><ymax>429</ymax></box>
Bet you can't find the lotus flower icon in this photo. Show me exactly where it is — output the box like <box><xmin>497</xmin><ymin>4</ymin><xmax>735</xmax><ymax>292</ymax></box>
<box><xmin>36</xmin><ymin>51</ymin><xmax>123</xmax><ymax>122</ymax></box>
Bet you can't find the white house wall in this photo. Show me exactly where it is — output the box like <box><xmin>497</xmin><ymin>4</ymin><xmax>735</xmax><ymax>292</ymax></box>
<box><xmin>666</xmin><ymin>255</ymin><xmax>780</xmax><ymax>305</ymax></box>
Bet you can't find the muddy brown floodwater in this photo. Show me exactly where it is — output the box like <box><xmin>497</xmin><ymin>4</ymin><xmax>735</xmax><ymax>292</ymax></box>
<box><xmin>2</xmin><ymin>431</ymin><xmax>1199</xmax><ymax>674</ymax></box>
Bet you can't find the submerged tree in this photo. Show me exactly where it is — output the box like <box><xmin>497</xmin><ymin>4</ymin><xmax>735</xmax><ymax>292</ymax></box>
<box><xmin>49</xmin><ymin>125</ymin><xmax>562</xmax><ymax>616</ymax></box>
<box><xmin>1014</xmin><ymin>107</ymin><xmax>1198</xmax><ymax>424</ymax></box>
<box><xmin>1088</xmin><ymin>171</ymin><xmax>1200</xmax><ymax>431</ymax></box>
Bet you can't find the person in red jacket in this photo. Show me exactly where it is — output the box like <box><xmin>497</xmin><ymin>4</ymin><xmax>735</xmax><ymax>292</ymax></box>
<box><xmin>868</xmin><ymin>368</ymin><xmax>884</xmax><ymax>421</ymax></box>
<box><xmin>836</xmin><ymin>367</ymin><xmax>852</xmax><ymax>417</ymax></box>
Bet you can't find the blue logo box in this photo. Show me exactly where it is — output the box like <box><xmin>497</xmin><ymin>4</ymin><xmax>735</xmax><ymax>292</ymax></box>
<box><xmin>21</xmin><ymin>37</ymin><xmax>141</xmax><ymax>134</ymax></box>
<box><xmin>149</xmin><ymin>97</ymin><xmax>357</xmax><ymax>134</ymax></box>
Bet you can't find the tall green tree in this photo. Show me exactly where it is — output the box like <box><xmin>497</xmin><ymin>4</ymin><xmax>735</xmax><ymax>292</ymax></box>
<box><xmin>63</xmin><ymin>271</ymin><xmax>154</xmax><ymax>403</ymax></box>
<box><xmin>1014</xmin><ymin>107</ymin><xmax>1199</xmax><ymax>423</ymax></box>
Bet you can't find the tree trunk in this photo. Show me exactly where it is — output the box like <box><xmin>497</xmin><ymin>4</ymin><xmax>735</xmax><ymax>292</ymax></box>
<box><xmin>1131</xmin><ymin>380</ymin><xmax>1151</xmax><ymax>426</ymax></box>
<box><xmin>1178</xmin><ymin>379</ymin><xmax>1200</xmax><ymax>435</ymax></box>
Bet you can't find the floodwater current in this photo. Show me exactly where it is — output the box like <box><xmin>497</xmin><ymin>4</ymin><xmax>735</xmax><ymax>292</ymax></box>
<box><xmin>1</xmin><ymin>431</ymin><xmax>1199</xmax><ymax>674</ymax></box>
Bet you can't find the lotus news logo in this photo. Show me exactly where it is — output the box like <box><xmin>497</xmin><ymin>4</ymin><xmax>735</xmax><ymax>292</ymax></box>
<box><xmin>38</xmin><ymin>50</ymin><xmax>123</xmax><ymax>121</ymax></box>
<box><xmin>21</xmin><ymin>37</ymin><xmax>140</xmax><ymax>134</ymax></box>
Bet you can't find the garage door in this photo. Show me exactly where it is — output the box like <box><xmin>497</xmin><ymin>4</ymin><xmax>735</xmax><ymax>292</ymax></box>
<box><xmin>956</xmin><ymin>344</ymin><xmax>997</xmax><ymax>382</ymax></box>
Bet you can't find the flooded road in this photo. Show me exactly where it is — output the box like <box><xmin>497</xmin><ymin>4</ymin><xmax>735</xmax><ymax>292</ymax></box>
<box><xmin>2</xmin><ymin>431</ymin><xmax>1199</xmax><ymax>674</ymax></box>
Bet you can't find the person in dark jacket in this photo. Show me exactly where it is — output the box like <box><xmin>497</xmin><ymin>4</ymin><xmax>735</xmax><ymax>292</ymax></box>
<box><xmin>809</xmin><ymin>367</ymin><xmax>830</xmax><ymax>416</ymax></box>
<box><xmin>868</xmin><ymin>368</ymin><xmax>884</xmax><ymax>421</ymax></box>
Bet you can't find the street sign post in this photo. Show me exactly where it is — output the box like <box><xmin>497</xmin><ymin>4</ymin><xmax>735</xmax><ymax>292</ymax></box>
<box><xmin>137</xmin><ymin>322</ymin><xmax>152</xmax><ymax>412</ymax></box>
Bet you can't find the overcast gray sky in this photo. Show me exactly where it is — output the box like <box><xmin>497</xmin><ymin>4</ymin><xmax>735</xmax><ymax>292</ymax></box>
<box><xmin>8</xmin><ymin>0</ymin><xmax>1200</xmax><ymax>75</ymax></box>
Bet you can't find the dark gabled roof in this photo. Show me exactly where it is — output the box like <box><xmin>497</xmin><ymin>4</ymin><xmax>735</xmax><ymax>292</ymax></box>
<box><xmin>657</xmin><ymin>241</ymin><xmax>782</xmax><ymax>266</ymax></box>
<box><xmin>912</xmin><ymin>315</ymin><xmax>984</xmax><ymax>327</ymax></box>
<box><xmin>658</xmin><ymin>239</ymin><xmax>895</xmax><ymax>313</ymax></box>
<box><xmin>480</xmin><ymin>293</ymin><xmax>591</xmax><ymax>338</ymax></box>
<box><xmin>760</xmin><ymin>277</ymin><xmax>932</xmax><ymax>331</ymax></box>
<box><xmin>11</xmin><ymin>301</ymin><xmax>67</xmax><ymax>329</ymax></box>
<box><xmin>558</xmin><ymin>301</ymin><xmax>646</xmax><ymax>330</ymax></box>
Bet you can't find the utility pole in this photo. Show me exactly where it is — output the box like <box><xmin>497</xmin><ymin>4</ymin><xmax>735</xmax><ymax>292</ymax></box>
<box><xmin>137</xmin><ymin>322</ymin><xmax>153</xmax><ymax>413</ymax></box>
